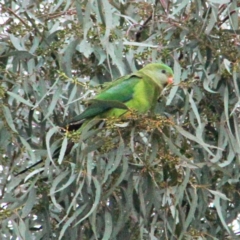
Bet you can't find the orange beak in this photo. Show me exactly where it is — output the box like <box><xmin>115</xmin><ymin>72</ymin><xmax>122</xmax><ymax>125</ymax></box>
<box><xmin>167</xmin><ymin>76</ymin><xmax>174</xmax><ymax>84</ymax></box>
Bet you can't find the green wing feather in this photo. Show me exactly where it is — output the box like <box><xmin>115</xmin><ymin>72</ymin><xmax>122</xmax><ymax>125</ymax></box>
<box><xmin>95</xmin><ymin>74</ymin><xmax>140</xmax><ymax>102</ymax></box>
<box><xmin>66</xmin><ymin>74</ymin><xmax>141</xmax><ymax>124</ymax></box>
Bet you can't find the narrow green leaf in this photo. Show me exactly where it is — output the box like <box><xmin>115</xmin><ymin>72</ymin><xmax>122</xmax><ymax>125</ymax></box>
<box><xmin>188</xmin><ymin>90</ymin><xmax>201</xmax><ymax>127</ymax></box>
<box><xmin>29</xmin><ymin>36</ymin><xmax>40</xmax><ymax>54</ymax></box>
<box><xmin>205</xmin><ymin>6</ymin><xmax>218</xmax><ymax>34</ymax></box>
<box><xmin>162</xmin><ymin>133</ymin><xmax>198</xmax><ymax>168</ymax></box>
<box><xmin>230</xmin><ymin>98</ymin><xmax>240</xmax><ymax>116</ymax></box>
<box><xmin>103</xmin><ymin>137</ymin><xmax>124</xmax><ymax>183</ymax></box>
<box><xmin>203</xmin><ymin>73</ymin><xmax>216</xmax><ymax>93</ymax></box>
<box><xmin>209</xmin><ymin>0</ymin><xmax>231</xmax><ymax>3</ymax></box>
<box><xmin>182</xmin><ymin>189</ymin><xmax>198</xmax><ymax>234</ymax></box>
<box><xmin>53</xmin><ymin>173</ymin><xmax>76</xmax><ymax>194</ymax></box>
<box><xmin>208</xmin><ymin>189</ymin><xmax>230</xmax><ymax>201</ymax></box>
<box><xmin>213</xmin><ymin>195</ymin><xmax>230</xmax><ymax>233</ymax></box>
<box><xmin>46</xmin><ymin>126</ymin><xmax>59</xmax><ymax>164</ymax></box>
<box><xmin>102</xmin><ymin>211</ymin><xmax>113</xmax><ymax>240</ymax></box>
<box><xmin>58</xmin><ymin>176</ymin><xmax>86</xmax><ymax>226</ymax></box>
<box><xmin>10</xmin><ymin>50</ymin><xmax>34</xmax><ymax>59</ymax></box>
<box><xmin>11</xmin><ymin>221</ymin><xmax>22</xmax><ymax>239</ymax></box>
<box><xmin>175</xmin><ymin>168</ymin><xmax>190</xmax><ymax>205</ymax></box>
<box><xmin>3</xmin><ymin>105</ymin><xmax>17</xmax><ymax>133</ymax></box>
<box><xmin>224</xmin><ymin>86</ymin><xmax>231</xmax><ymax>132</ymax></box>
<box><xmin>33</xmin><ymin>78</ymin><xmax>60</xmax><ymax>109</ymax></box>
<box><xmin>219</xmin><ymin>147</ymin><xmax>235</xmax><ymax>168</ymax></box>
<box><xmin>64</xmin><ymin>84</ymin><xmax>77</xmax><ymax>117</ymax></box>
<box><xmin>83</xmin><ymin>1</ymin><xmax>92</xmax><ymax>39</ymax></box>
<box><xmin>50</xmin><ymin>171</ymin><xmax>70</xmax><ymax>211</ymax></box>
<box><xmin>104</xmin><ymin>156</ymin><xmax>128</xmax><ymax>199</ymax></box>
<box><xmin>9</xmin><ymin>34</ymin><xmax>25</xmax><ymax>50</ymax></box>
<box><xmin>148</xmin><ymin>134</ymin><xmax>158</xmax><ymax>164</ymax></box>
<box><xmin>43</xmin><ymin>88</ymin><xmax>62</xmax><ymax>120</ymax></box>
<box><xmin>101</xmin><ymin>0</ymin><xmax>112</xmax><ymax>42</ymax></box>
<box><xmin>21</xmin><ymin>188</ymin><xmax>36</xmax><ymax>218</ymax></box>
<box><xmin>59</xmin><ymin>203</ymin><xmax>88</xmax><ymax>240</ymax></box>
<box><xmin>166</xmin><ymin>55</ymin><xmax>181</xmax><ymax>105</ymax></box>
<box><xmin>24</xmin><ymin>167</ymin><xmax>45</xmax><ymax>182</ymax></box>
<box><xmin>90</xmin><ymin>209</ymin><xmax>99</xmax><ymax>239</ymax></box>
<box><xmin>19</xmin><ymin>136</ymin><xmax>36</xmax><ymax>163</ymax></box>
<box><xmin>7</xmin><ymin>91</ymin><xmax>34</xmax><ymax>108</ymax></box>
<box><xmin>75</xmin><ymin>0</ymin><xmax>84</xmax><ymax>23</ymax></box>
<box><xmin>87</xmin><ymin>152</ymin><xmax>94</xmax><ymax>186</ymax></box>
<box><xmin>74</xmin><ymin>177</ymin><xmax>101</xmax><ymax>226</ymax></box>
<box><xmin>62</xmin><ymin>39</ymin><xmax>79</xmax><ymax>77</ymax></box>
<box><xmin>107</xmin><ymin>137</ymin><xmax>124</xmax><ymax>173</ymax></box>
<box><xmin>18</xmin><ymin>218</ymin><xmax>27</xmax><ymax>240</ymax></box>
<box><xmin>58</xmin><ymin>136</ymin><xmax>68</xmax><ymax>164</ymax></box>
<box><xmin>170</xmin><ymin>0</ymin><xmax>189</xmax><ymax>17</ymax></box>
<box><xmin>231</xmin><ymin>70</ymin><xmax>240</xmax><ymax>104</ymax></box>
<box><xmin>175</xmin><ymin>125</ymin><xmax>215</xmax><ymax>156</ymax></box>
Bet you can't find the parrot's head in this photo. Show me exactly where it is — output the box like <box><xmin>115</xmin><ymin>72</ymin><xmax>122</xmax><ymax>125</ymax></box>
<box><xmin>139</xmin><ymin>63</ymin><xmax>174</xmax><ymax>87</ymax></box>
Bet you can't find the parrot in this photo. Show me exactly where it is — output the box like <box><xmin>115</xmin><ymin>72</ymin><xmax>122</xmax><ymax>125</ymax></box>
<box><xmin>66</xmin><ymin>62</ymin><xmax>173</xmax><ymax>131</ymax></box>
<box><xmin>15</xmin><ymin>63</ymin><xmax>173</xmax><ymax>176</ymax></box>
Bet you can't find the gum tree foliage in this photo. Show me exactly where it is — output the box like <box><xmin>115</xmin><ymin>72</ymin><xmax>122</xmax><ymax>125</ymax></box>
<box><xmin>0</xmin><ymin>0</ymin><xmax>240</xmax><ymax>239</ymax></box>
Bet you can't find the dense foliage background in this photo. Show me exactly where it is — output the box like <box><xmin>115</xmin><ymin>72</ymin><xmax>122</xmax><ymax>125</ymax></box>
<box><xmin>0</xmin><ymin>0</ymin><xmax>240</xmax><ymax>239</ymax></box>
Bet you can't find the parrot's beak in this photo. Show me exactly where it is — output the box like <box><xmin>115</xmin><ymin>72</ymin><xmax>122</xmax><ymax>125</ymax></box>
<box><xmin>167</xmin><ymin>76</ymin><xmax>174</xmax><ymax>84</ymax></box>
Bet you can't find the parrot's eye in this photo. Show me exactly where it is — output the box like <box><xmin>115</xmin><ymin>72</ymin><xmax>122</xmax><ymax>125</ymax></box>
<box><xmin>161</xmin><ymin>70</ymin><xmax>166</xmax><ymax>74</ymax></box>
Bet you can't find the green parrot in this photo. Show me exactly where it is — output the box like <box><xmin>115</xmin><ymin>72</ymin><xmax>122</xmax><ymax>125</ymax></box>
<box><xmin>15</xmin><ymin>63</ymin><xmax>173</xmax><ymax>175</ymax></box>
<box><xmin>66</xmin><ymin>63</ymin><xmax>173</xmax><ymax>131</ymax></box>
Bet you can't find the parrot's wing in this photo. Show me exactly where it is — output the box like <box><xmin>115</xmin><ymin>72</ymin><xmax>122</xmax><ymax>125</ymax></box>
<box><xmin>95</xmin><ymin>74</ymin><xmax>141</xmax><ymax>102</ymax></box>
<box><xmin>66</xmin><ymin>74</ymin><xmax>141</xmax><ymax>124</ymax></box>
<box><xmin>67</xmin><ymin>99</ymin><xmax>129</xmax><ymax>123</ymax></box>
